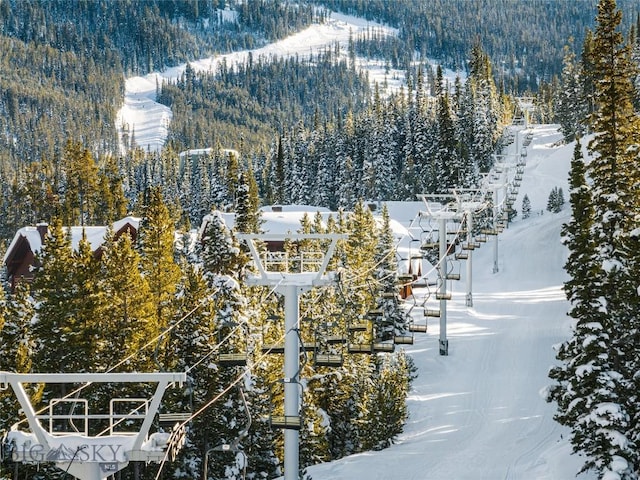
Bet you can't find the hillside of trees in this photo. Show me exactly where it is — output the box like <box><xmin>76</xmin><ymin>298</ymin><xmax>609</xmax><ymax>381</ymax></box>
<box><xmin>1</xmin><ymin>0</ymin><xmax>638</xmax><ymax>209</ymax></box>
<box><xmin>2</xmin><ymin>0</ymin><xmax>640</xmax><ymax>478</ymax></box>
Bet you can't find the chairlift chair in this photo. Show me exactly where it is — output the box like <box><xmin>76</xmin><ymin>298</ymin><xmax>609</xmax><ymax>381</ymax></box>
<box><xmin>347</xmin><ymin>343</ymin><xmax>374</xmax><ymax>354</ymax></box>
<box><xmin>268</xmin><ymin>380</ymin><xmax>302</xmax><ymax>431</ymax></box>
<box><xmin>372</xmin><ymin>341</ymin><xmax>395</xmax><ymax>353</ymax></box>
<box><xmin>424</xmin><ymin>308</ymin><xmax>440</xmax><ymax>317</ymax></box>
<box><xmin>408</xmin><ymin>321</ymin><xmax>428</xmax><ymax>333</ymax></box>
<box><xmin>346</xmin><ymin>315</ymin><xmax>374</xmax><ymax>354</ymax></box>
<box><xmin>314</xmin><ymin>353</ymin><xmax>344</xmax><ymax>367</ymax></box>
<box><xmin>393</xmin><ymin>334</ymin><xmax>414</xmax><ymax>345</ymax></box>
<box><xmin>270</xmin><ymin>415</ymin><xmax>302</xmax><ymax>430</ymax></box>
<box><xmin>455</xmin><ymin>251</ymin><xmax>469</xmax><ymax>260</ymax></box>
<box><xmin>261</xmin><ymin>314</ymin><xmax>285</xmax><ymax>354</ymax></box>
<box><xmin>218</xmin><ymin>321</ymin><xmax>249</xmax><ymax>367</ymax></box>
<box><xmin>313</xmin><ymin>321</ymin><xmax>344</xmax><ymax>368</ymax></box>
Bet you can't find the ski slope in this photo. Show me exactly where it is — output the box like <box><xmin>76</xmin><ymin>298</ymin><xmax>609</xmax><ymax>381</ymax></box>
<box><xmin>116</xmin><ymin>11</ymin><xmax>461</xmax><ymax>154</ymax></box>
<box><xmin>116</xmin><ymin>12</ymin><xmax>401</xmax><ymax>153</ymax></box>
<box><xmin>306</xmin><ymin>125</ymin><xmax>596</xmax><ymax>480</ymax></box>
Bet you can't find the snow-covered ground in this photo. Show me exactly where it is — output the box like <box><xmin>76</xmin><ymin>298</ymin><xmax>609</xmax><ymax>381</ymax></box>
<box><xmin>305</xmin><ymin>125</ymin><xmax>595</xmax><ymax>480</ymax></box>
<box><xmin>116</xmin><ymin>11</ymin><xmax>459</xmax><ymax>153</ymax></box>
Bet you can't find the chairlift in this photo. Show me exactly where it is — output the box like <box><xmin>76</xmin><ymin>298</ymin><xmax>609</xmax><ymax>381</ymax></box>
<box><xmin>455</xmin><ymin>251</ymin><xmax>469</xmax><ymax>260</ymax></box>
<box><xmin>372</xmin><ymin>342</ymin><xmax>395</xmax><ymax>353</ymax></box>
<box><xmin>420</xmin><ymin>237</ymin><xmax>439</xmax><ymax>250</ymax></box>
<box><xmin>347</xmin><ymin>343</ymin><xmax>374</xmax><ymax>354</ymax></box>
<box><xmin>393</xmin><ymin>334</ymin><xmax>414</xmax><ymax>345</ymax></box>
<box><xmin>268</xmin><ymin>380</ymin><xmax>303</xmax><ymax>431</ymax></box>
<box><xmin>261</xmin><ymin>314</ymin><xmax>285</xmax><ymax>354</ymax></box>
<box><xmin>312</xmin><ymin>321</ymin><xmax>344</xmax><ymax>368</ymax></box>
<box><xmin>408</xmin><ymin>321</ymin><xmax>428</xmax><ymax>333</ymax></box>
<box><xmin>347</xmin><ymin>316</ymin><xmax>373</xmax><ymax>354</ymax></box>
<box><xmin>381</xmin><ymin>291</ymin><xmax>401</xmax><ymax>301</ymax></box>
<box><xmin>218</xmin><ymin>321</ymin><xmax>249</xmax><ymax>367</ymax></box>
<box><xmin>270</xmin><ymin>416</ymin><xmax>302</xmax><ymax>430</ymax></box>
<box><xmin>435</xmin><ymin>292</ymin><xmax>452</xmax><ymax>300</ymax></box>
<box><xmin>445</xmin><ymin>258</ymin><xmax>461</xmax><ymax>280</ymax></box>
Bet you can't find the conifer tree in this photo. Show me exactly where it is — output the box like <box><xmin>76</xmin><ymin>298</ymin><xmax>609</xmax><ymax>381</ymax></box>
<box><xmin>61</xmin><ymin>140</ymin><xmax>101</xmax><ymax>226</ymax></box>
<box><xmin>31</xmin><ymin>219</ymin><xmax>77</xmax><ymax>374</ymax></box>
<box><xmin>100</xmin><ymin>228</ymin><xmax>156</xmax><ymax>371</ymax></box>
<box><xmin>555</xmin><ymin>0</ymin><xmax>640</xmax><ymax>475</ymax></box>
<box><xmin>548</xmin><ymin>138</ymin><xmax>633</xmax><ymax>477</ymax></box>
<box><xmin>374</xmin><ymin>205</ymin><xmax>407</xmax><ymax>341</ymax></box>
<box><xmin>164</xmin><ymin>263</ymin><xmax>217</xmax><ymax>479</ymax></box>
<box><xmin>235</xmin><ymin>171</ymin><xmax>262</xmax><ymax>235</ymax></box>
<box><xmin>138</xmin><ymin>186</ymin><xmax>182</xmax><ymax>369</ymax></box>
<box><xmin>67</xmin><ymin>232</ymin><xmax>106</xmax><ymax>371</ymax></box>
<box><xmin>199</xmin><ymin>210</ymin><xmax>275</xmax><ymax>480</ymax></box>
<box><xmin>0</xmin><ymin>281</ymin><xmax>36</xmax><ymax>450</ymax></box>
<box><xmin>556</xmin><ymin>43</ymin><xmax>588</xmax><ymax>142</ymax></box>
<box><xmin>360</xmin><ymin>352</ymin><xmax>413</xmax><ymax>451</ymax></box>
<box><xmin>95</xmin><ymin>155</ymin><xmax>128</xmax><ymax>224</ymax></box>
<box><xmin>521</xmin><ymin>194</ymin><xmax>532</xmax><ymax>219</ymax></box>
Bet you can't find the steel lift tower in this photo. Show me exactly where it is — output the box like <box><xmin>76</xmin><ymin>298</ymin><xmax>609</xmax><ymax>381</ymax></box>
<box><xmin>237</xmin><ymin>233</ymin><xmax>345</xmax><ymax>480</ymax></box>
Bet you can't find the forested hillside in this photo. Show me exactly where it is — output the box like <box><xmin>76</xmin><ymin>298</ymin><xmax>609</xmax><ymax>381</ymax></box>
<box><xmin>2</xmin><ymin>0</ymin><xmax>640</xmax><ymax>478</ymax></box>
<box><xmin>1</xmin><ymin>0</ymin><xmax>637</xmax><ymax>242</ymax></box>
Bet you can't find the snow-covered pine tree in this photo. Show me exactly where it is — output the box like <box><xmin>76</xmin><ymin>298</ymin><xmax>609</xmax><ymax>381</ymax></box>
<box><xmin>547</xmin><ymin>187</ymin><xmax>556</xmax><ymax>212</ymax></box>
<box><xmin>433</xmin><ymin>66</ymin><xmax>460</xmax><ymax>193</ymax></box>
<box><xmin>0</xmin><ymin>281</ymin><xmax>43</xmax><ymax>479</ymax></box>
<box><xmin>359</xmin><ymin>351</ymin><xmax>414</xmax><ymax>451</ymax></box>
<box><xmin>311</xmin><ymin>128</ymin><xmax>338</xmax><ymax>209</ymax></box>
<box><xmin>547</xmin><ymin>140</ymin><xmax>617</xmax><ymax>477</ymax></box>
<box><xmin>0</xmin><ymin>281</ymin><xmax>34</xmax><ymax>434</ymax></box>
<box><xmin>547</xmin><ymin>186</ymin><xmax>564</xmax><ymax>213</ymax></box>
<box><xmin>374</xmin><ymin>205</ymin><xmax>408</xmax><ymax>341</ymax></box>
<box><xmin>67</xmin><ymin>232</ymin><xmax>106</xmax><ymax>372</ymax></box>
<box><xmin>467</xmin><ymin>42</ymin><xmax>501</xmax><ymax>173</ymax></box>
<box><xmin>556</xmin><ymin>43</ymin><xmax>589</xmax><ymax>142</ymax></box>
<box><xmin>564</xmin><ymin>0</ymin><xmax>640</xmax><ymax>475</ymax></box>
<box><xmin>521</xmin><ymin>194</ymin><xmax>532</xmax><ymax>219</ymax></box>
<box><xmin>235</xmin><ymin>171</ymin><xmax>262</xmax><ymax>235</ymax></box>
<box><xmin>164</xmin><ymin>263</ymin><xmax>216</xmax><ymax>479</ymax></box>
<box><xmin>31</xmin><ymin>219</ymin><xmax>76</xmax><ymax>374</ymax></box>
<box><xmin>199</xmin><ymin>210</ymin><xmax>278</xmax><ymax>479</ymax></box>
<box><xmin>60</xmin><ymin>140</ymin><xmax>100</xmax><ymax>226</ymax></box>
<box><xmin>99</xmin><ymin>228</ymin><xmax>156</xmax><ymax>372</ymax></box>
<box><xmin>95</xmin><ymin>155</ymin><xmax>128</xmax><ymax>225</ymax></box>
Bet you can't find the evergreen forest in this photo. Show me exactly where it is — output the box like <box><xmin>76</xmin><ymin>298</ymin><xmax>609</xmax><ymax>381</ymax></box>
<box><xmin>2</xmin><ymin>0</ymin><xmax>640</xmax><ymax>478</ymax></box>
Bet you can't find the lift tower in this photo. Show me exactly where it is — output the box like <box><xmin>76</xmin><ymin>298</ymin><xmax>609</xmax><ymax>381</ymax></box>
<box><xmin>417</xmin><ymin>195</ymin><xmax>463</xmax><ymax>356</ymax></box>
<box><xmin>237</xmin><ymin>233</ymin><xmax>345</xmax><ymax>480</ymax></box>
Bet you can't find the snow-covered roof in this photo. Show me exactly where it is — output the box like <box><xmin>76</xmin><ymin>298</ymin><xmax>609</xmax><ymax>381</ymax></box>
<box><xmin>177</xmin><ymin>147</ymin><xmax>239</xmax><ymax>159</ymax></box>
<box><xmin>3</xmin><ymin>217</ymin><xmax>141</xmax><ymax>264</ymax></box>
